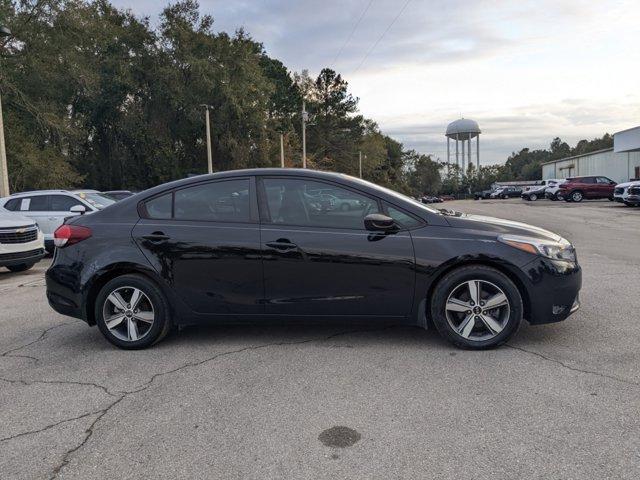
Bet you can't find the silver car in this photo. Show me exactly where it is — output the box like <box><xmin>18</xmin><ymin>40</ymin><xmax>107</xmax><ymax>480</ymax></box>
<box><xmin>0</xmin><ymin>189</ymin><xmax>115</xmax><ymax>251</ymax></box>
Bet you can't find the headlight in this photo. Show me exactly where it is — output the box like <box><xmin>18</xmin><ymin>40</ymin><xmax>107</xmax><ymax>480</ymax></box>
<box><xmin>498</xmin><ymin>234</ymin><xmax>576</xmax><ymax>263</ymax></box>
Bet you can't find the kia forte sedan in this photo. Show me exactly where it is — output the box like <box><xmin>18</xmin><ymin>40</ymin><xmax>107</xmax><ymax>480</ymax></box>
<box><xmin>45</xmin><ymin>169</ymin><xmax>581</xmax><ymax>350</ymax></box>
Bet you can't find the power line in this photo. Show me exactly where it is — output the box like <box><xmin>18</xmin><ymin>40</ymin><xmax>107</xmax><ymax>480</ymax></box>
<box><xmin>354</xmin><ymin>0</ymin><xmax>411</xmax><ymax>73</ymax></box>
<box><xmin>333</xmin><ymin>0</ymin><xmax>375</xmax><ymax>65</ymax></box>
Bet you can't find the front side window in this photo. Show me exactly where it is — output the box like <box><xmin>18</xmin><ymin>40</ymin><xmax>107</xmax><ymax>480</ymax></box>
<box><xmin>385</xmin><ymin>203</ymin><xmax>423</xmax><ymax>229</ymax></box>
<box><xmin>262</xmin><ymin>178</ymin><xmax>379</xmax><ymax>229</ymax></box>
<box><xmin>50</xmin><ymin>195</ymin><xmax>83</xmax><ymax>211</ymax></box>
<box><xmin>596</xmin><ymin>177</ymin><xmax>612</xmax><ymax>184</ymax></box>
<box><xmin>580</xmin><ymin>177</ymin><xmax>596</xmax><ymax>184</ymax></box>
<box><xmin>174</xmin><ymin>179</ymin><xmax>251</xmax><ymax>222</ymax></box>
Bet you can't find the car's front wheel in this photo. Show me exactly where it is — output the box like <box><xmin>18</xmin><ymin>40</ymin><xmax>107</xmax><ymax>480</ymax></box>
<box><xmin>95</xmin><ymin>274</ymin><xmax>172</xmax><ymax>349</ymax></box>
<box><xmin>529</xmin><ymin>193</ymin><xmax>538</xmax><ymax>201</ymax></box>
<box><xmin>430</xmin><ymin>265</ymin><xmax>523</xmax><ymax>349</ymax></box>
<box><xmin>570</xmin><ymin>191</ymin><xmax>583</xmax><ymax>202</ymax></box>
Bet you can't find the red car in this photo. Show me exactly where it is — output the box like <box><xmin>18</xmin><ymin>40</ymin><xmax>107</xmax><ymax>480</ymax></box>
<box><xmin>557</xmin><ymin>176</ymin><xmax>616</xmax><ymax>202</ymax></box>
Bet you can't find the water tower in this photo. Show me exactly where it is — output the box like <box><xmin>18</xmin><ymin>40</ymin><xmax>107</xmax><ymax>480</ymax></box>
<box><xmin>445</xmin><ymin>118</ymin><xmax>481</xmax><ymax>174</ymax></box>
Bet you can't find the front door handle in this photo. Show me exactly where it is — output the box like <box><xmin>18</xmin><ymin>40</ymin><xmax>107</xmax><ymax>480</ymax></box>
<box><xmin>265</xmin><ymin>239</ymin><xmax>298</xmax><ymax>251</ymax></box>
<box><xmin>142</xmin><ymin>231</ymin><xmax>170</xmax><ymax>241</ymax></box>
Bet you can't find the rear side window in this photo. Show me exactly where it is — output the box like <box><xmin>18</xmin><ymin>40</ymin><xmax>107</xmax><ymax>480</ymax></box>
<box><xmin>27</xmin><ymin>196</ymin><xmax>50</xmax><ymax>211</ymax></box>
<box><xmin>3</xmin><ymin>198</ymin><xmax>21</xmax><ymax>211</ymax></box>
<box><xmin>174</xmin><ymin>179</ymin><xmax>251</xmax><ymax>222</ymax></box>
<box><xmin>580</xmin><ymin>177</ymin><xmax>596</xmax><ymax>184</ymax></box>
<box><xmin>145</xmin><ymin>193</ymin><xmax>172</xmax><ymax>219</ymax></box>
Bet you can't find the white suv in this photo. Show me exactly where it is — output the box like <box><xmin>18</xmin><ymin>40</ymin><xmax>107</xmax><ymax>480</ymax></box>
<box><xmin>544</xmin><ymin>179</ymin><xmax>567</xmax><ymax>200</ymax></box>
<box><xmin>0</xmin><ymin>209</ymin><xmax>45</xmax><ymax>272</ymax></box>
<box><xmin>613</xmin><ymin>180</ymin><xmax>640</xmax><ymax>204</ymax></box>
<box><xmin>0</xmin><ymin>190</ymin><xmax>115</xmax><ymax>251</ymax></box>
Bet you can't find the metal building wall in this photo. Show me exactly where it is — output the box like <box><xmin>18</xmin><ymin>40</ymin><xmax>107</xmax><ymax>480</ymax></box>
<box><xmin>541</xmin><ymin>151</ymin><xmax>640</xmax><ymax>183</ymax></box>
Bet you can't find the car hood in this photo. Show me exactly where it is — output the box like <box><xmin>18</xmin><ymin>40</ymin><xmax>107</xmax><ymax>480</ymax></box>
<box><xmin>0</xmin><ymin>210</ymin><xmax>36</xmax><ymax>229</ymax></box>
<box><xmin>615</xmin><ymin>181</ymin><xmax>640</xmax><ymax>188</ymax></box>
<box><xmin>443</xmin><ymin>212</ymin><xmax>563</xmax><ymax>242</ymax></box>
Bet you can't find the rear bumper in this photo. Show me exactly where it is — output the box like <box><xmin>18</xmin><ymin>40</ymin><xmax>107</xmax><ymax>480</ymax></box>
<box><xmin>522</xmin><ymin>257</ymin><xmax>582</xmax><ymax>325</ymax></box>
<box><xmin>46</xmin><ymin>265</ymin><xmax>86</xmax><ymax>322</ymax></box>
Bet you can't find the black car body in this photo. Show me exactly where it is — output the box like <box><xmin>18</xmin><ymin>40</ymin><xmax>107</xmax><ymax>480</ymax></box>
<box><xmin>521</xmin><ymin>185</ymin><xmax>546</xmax><ymax>201</ymax></box>
<box><xmin>491</xmin><ymin>186</ymin><xmax>523</xmax><ymax>199</ymax></box>
<box><xmin>46</xmin><ymin>169</ymin><xmax>581</xmax><ymax>349</ymax></box>
<box><xmin>473</xmin><ymin>189</ymin><xmax>494</xmax><ymax>200</ymax></box>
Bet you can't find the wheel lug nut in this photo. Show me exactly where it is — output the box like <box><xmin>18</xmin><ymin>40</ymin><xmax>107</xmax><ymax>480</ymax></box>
<box><xmin>480</xmin><ymin>301</ymin><xmax>485</xmax><ymax>306</ymax></box>
<box><xmin>466</xmin><ymin>310</ymin><xmax>471</xmax><ymax>314</ymax></box>
<box><xmin>475</xmin><ymin>316</ymin><xmax>480</xmax><ymax>321</ymax></box>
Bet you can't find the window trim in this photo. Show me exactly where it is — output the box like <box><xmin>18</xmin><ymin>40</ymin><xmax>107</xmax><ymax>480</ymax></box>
<box><xmin>139</xmin><ymin>177</ymin><xmax>258</xmax><ymax>224</ymax></box>
<box><xmin>257</xmin><ymin>175</ymin><xmax>384</xmax><ymax>231</ymax></box>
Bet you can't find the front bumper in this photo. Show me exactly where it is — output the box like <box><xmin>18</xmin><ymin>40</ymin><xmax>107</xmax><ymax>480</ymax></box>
<box><xmin>521</xmin><ymin>257</ymin><xmax>582</xmax><ymax>325</ymax></box>
<box><xmin>0</xmin><ymin>248</ymin><xmax>45</xmax><ymax>267</ymax></box>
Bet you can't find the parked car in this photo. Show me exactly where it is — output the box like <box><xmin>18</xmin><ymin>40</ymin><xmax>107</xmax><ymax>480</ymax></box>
<box><xmin>0</xmin><ymin>210</ymin><xmax>45</xmax><ymax>272</ymax></box>
<box><xmin>0</xmin><ymin>189</ymin><xmax>116</xmax><ymax>251</ymax></box>
<box><xmin>104</xmin><ymin>190</ymin><xmax>136</xmax><ymax>201</ymax></box>
<box><xmin>439</xmin><ymin>195</ymin><xmax>456</xmax><ymax>201</ymax></box>
<box><xmin>625</xmin><ymin>185</ymin><xmax>640</xmax><ymax>206</ymax></box>
<box><xmin>544</xmin><ymin>179</ymin><xmax>567</xmax><ymax>200</ymax></box>
<box><xmin>46</xmin><ymin>168</ymin><xmax>581</xmax><ymax>350</ymax></box>
<box><xmin>557</xmin><ymin>176</ymin><xmax>616</xmax><ymax>202</ymax></box>
<box><xmin>420</xmin><ymin>195</ymin><xmax>443</xmax><ymax>204</ymax></box>
<box><xmin>473</xmin><ymin>189</ymin><xmax>494</xmax><ymax>200</ymax></box>
<box><xmin>613</xmin><ymin>180</ymin><xmax>640</xmax><ymax>204</ymax></box>
<box><xmin>490</xmin><ymin>186</ymin><xmax>522</xmax><ymax>199</ymax></box>
<box><xmin>521</xmin><ymin>184</ymin><xmax>547</xmax><ymax>201</ymax></box>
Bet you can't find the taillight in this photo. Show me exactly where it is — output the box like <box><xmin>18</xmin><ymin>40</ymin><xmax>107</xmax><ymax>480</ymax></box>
<box><xmin>53</xmin><ymin>225</ymin><xmax>92</xmax><ymax>247</ymax></box>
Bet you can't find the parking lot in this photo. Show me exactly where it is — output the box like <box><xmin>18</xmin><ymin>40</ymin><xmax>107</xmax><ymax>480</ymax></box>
<box><xmin>1</xmin><ymin>199</ymin><xmax>639</xmax><ymax>480</ymax></box>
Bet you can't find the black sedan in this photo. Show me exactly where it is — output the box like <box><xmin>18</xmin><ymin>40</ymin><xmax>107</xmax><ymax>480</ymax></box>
<box><xmin>46</xmin><ymin>169</ymin><xmax>581</xmax><ymax>350</ymax></box>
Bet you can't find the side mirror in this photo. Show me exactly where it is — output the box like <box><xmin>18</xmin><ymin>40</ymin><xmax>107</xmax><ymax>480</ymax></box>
<box><xmin>364</xmin><ymin>213</ymin><xmax>397</xmax><ymax>232</ymax></box>
<box><xmin>70</xmin><ymin>205</ymin><xmax>86</xmax><ymax>215</ymax></box>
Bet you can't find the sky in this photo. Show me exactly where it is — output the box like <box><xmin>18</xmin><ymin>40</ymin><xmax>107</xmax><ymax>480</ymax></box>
<box><xmin>111</xmin><ymin>0</ymin><xmax>640</xmax><ymax>165</ymax></box>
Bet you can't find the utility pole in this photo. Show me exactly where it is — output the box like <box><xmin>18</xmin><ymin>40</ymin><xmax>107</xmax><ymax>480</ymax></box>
<box><xmin>200</xmin><ymin>104</ymin><xmax>213</xmax><ymax>174</ymax></box>
<box><xmin>358</xmin><ymin>151</ymin><xmax>363</xmax><ymax>179</ymax></box>
<box><xmin>280</xmin><ymin>133</ymin><xmax>285</xmax><ymax>168</ymax></box>
<box><xmin>301</xmin><ymin>100</ymin><xmax>308</xmax><ymax>168</ymax></box>
<box><xmin>0</xmin><ymin>25</ymin><xmax>12</xmax><ymax>197</ymax></box>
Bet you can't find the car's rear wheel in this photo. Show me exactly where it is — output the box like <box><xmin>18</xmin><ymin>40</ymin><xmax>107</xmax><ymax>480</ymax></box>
<box><xmin>430</xmin><ymin>265</ymin><xmax>523</xmax><ymax>349</ymax></box>
<box><xmin>95</xmin><ymin>274</ymin><xmax>172</xmax><ymax>349</ymax></box>
<box><xmin>6</xmin><ymin>263</ymin><xmax>35</xmax><ymax>272</ymax></box>
<box><xmin>529</xmin><ymin>193</ymin><xmax>538</xmax><ymax>201</ymax></box>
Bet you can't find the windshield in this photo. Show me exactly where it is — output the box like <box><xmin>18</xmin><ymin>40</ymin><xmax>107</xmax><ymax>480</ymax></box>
<box><xmin>75</xmin><ymin>191</ymin><xmax>116</xmax><ymax>210</ymax></box>
<box><xmin>346</xmin><ymin>176</ymin><xmax>441</xmax><ymax>215</ymax></box>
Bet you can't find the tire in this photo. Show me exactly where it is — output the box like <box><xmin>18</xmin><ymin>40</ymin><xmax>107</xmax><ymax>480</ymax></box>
<box><xmin>6</xmin><ymin>263</ymin><xmax>35</xmax><ymax>272</ymax></box>
<box><xmin>570</xmin><ymin>191</ymin><xmax>583</xmax><ymax>202</ymax></box>
<box><xmin>430</xmin><ymin>265</ymin><xmax>523</xmax><ymax>349</ymax></box>
<box><xmin>502</xmin><ymin>195</ymin><xmax>508</xmax><ymax>199</ymax></box>
<box><xmin>608</xmin><ymin>197</ymin><xmax>614</xmax><ymax>201</ymax></box>
<box><xmin>529</xmin><ymin>194</ymin><xmax>537</xmax><ymax>201</ymax></box>
<box><xmin>95</xmin><ymin>274</ymin><xmax>172</xmax><ymax>349</ymax></box>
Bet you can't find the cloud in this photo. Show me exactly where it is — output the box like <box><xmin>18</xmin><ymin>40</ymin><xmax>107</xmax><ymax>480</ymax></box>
<box><xmin>110</xmin><ymin>0</ymin><xmax>640</xmax><ymax>165</ymax></box>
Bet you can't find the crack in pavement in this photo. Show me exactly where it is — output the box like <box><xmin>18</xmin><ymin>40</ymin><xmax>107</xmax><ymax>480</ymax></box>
<box><xmin>0</xmin><ymin>408</ymin><xmax>105</xmax><ymax>443</ymax></box>
<box><xmin>47</xmin><ymin>325</ymin><xmax>399</xmax><ymax>478</ymax></box>
<box><xmin>506</xmin><ymin>344</ymin><xmax>640</xmax><ymax>388</ymax></box>
<box><xmin>0</xmin><ymin>376</ymin><xmax>121</xmax><ymax>398</ymax></box>
<box><xmin>0</xmin><ymin>321</ymin><xmax>79</xmax><ymax>359</ymax></box>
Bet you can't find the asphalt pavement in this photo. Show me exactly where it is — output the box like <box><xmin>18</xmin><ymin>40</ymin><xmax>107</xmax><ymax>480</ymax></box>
<box><xmin>1</xmin><ymin>199</ymin><xmax>639</xmax><ymax>479</ymax></box>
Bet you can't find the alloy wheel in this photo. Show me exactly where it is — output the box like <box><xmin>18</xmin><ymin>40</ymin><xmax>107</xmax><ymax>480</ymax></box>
<box><xmin>102</xmin><ymin>286</ymin><xmax>155</xmax><ymax>342</ymax></box>
<box><xmin>445</xmin><ymin>280</ymin><xmax>510</xmax><ymax>341</ymax></box>
<box><xmin>530</xmin><ymin>194</ymin><xmax>537</xmax><ymax>201</ymax></box>
<box><xmin>572</xmin><ymin>191</ymin><xmax>583</xmax><ymax>202</ymax></box>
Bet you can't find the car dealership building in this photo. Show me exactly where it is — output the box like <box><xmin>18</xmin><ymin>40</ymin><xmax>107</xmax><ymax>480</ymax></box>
<box><xmin>542</xmin><ymin>126</ymin><xmax>640</xmax><ymax>183</ymax></box>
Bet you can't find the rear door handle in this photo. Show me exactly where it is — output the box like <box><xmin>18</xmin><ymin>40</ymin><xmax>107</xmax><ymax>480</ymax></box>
<box><xmin>142</xmin><ymin>232</ymin><xmax>170</xmax><ymax>241</ymax></box>
<box><xmin>265</xmin><ymin>239</ymin><xmax>298</xmax><ymax>251</ymax></box>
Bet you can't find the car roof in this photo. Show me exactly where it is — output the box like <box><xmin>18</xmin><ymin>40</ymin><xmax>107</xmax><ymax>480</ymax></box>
<box><xmin>9</xmin><ymin>189</ymin><xmax>73</xmax><ymax>197</ymax></box>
